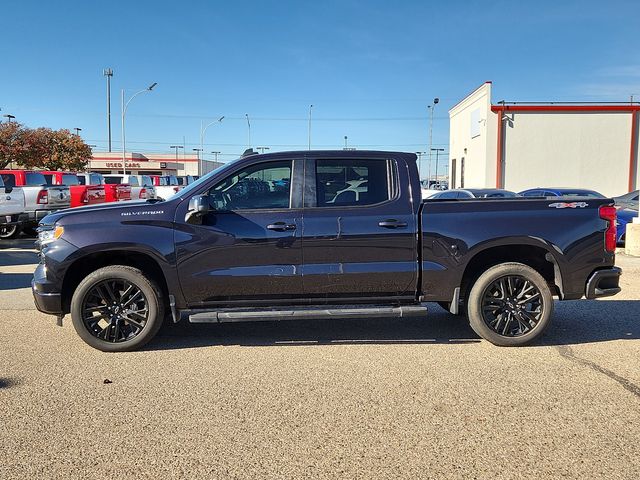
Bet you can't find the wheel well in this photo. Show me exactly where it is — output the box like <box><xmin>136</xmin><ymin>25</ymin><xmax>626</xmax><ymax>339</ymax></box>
<box><xmin>61</xmin><ymin>251</ymin><xmax>170</xmax><ymax>313</ymax></box>
<box><xmin>460</xmin><ymin>245</ymin><xmax>560</xmax><ymax>299</ymax></box>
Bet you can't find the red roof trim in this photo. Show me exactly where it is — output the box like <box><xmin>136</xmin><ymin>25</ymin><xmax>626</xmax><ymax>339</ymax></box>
<box><xmin>491</xmin><ymin>104</ymin><xmax>640</xmax><ymax>113</ymax></box>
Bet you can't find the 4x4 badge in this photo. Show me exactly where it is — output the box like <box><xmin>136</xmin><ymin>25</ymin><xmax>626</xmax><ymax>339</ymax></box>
<box><xmin>548</xmin><ymin>202</ymin><xmax>589</xmax><ymax>209</ymax></box>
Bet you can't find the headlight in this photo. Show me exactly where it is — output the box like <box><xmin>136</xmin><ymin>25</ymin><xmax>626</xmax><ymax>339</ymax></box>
<box><xmin>38</xmin><ymin>225</ymin><xmax>64</xmax><ymax>244</ymax></box>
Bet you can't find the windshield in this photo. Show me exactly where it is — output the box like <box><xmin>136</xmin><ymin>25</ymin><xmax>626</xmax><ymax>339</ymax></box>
<box><xmin>173</xmin><ymin>160</ymin><xmax>238</xmax><ymax>199</ymax></box>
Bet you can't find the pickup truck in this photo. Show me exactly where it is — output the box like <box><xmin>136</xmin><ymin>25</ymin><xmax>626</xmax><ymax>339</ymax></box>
<box><xmin>150</xmin><ymin>174</ymin><xmax>181</xmax><ymax>200</ymax></box>
<box><xmin>0</xmin><ymin>175</ymin><xmax>27</xmax><ymax>239</ymax></box>
<box><xmin>76</xmin><ymin>173</ymin><xmax>131</xmax><ymax>203</ymax></box>
<box><xmin>32</xmin><ymin>150</ymin><xmax>622</xmax><ymax>352</ymax></box>
<box><xmin>0</xmin><ymin>169</ymin><xmax>70</xmax><ymax>236</ymax></box>
<box><xmin>104</xmin><ymin>174</ymin><xmax>157</xmax><ymax>201</ymax></box>
<box><xmin>41</xmin><ymin>171</ymin><xmax>106</xmax><ymax>208</ymax></box>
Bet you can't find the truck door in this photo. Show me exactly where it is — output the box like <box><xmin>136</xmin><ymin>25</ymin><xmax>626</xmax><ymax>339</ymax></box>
<box><xmin>301</xmin><ymin>156</ymin><xmax>418</xmax><ymax>301</ymax></box>
<box><xmin>174</xmin><ymin>158</ymin><xmax>304</xmax><ymax>306</ymax></box>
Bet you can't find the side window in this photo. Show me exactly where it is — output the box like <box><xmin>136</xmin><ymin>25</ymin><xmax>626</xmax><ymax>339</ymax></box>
<box><xmin>315</xmin><ymin>159</ymin><xmax>391</xmax><ymax>207</ymax></box>
<box><xmin>522</xmin><ymin>190</ymin><xmax>540</xmax><ymax>197</ymax></box>
<box><xmin>438</xmin><ymin>191</ymin><xmax>459</xmax><ymax>199</ymax></box>
<box><xmin>208</xmin><ymin>160</ymin><xmax>292</xmax><ymax>210</ymax></box>
<box><xmin>1</xmin><ymin>174</ymin><xmax>16</xmax><ymax>188</ymax></box>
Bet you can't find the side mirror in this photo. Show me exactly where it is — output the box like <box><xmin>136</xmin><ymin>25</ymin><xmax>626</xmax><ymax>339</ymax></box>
<box><xmin>185</xmin><ymin>194</ymin><xmax>209</xmax><ymax>223</ymax></box>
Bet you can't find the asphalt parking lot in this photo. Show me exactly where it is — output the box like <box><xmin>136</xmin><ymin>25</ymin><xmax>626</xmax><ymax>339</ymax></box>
<box><xmin>1</xmin><ymin>237</ymin><xmax>639</xmax><ymax>479</ymax></box>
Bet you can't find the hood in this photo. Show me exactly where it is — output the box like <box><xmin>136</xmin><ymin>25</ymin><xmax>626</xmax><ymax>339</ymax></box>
<box><xmin>39</xmin><ymin>199</ymin><xmax>167</xmax><ymax>226</ymax></box>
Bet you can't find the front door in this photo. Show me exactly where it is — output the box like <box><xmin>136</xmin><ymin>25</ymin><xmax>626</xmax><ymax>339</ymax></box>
<box><xmin>301</xmin><ymin>156</ymin><xmax>418</xmax><ymax>302</ymax></box>
<box><xmin>175</xmin><ymin>159</ymin><xmax>304</xmax><ymax>307</ymax></box>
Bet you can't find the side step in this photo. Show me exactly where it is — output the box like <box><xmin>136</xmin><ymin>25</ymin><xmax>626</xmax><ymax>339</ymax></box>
<box><xmin>188</xmin><ymin>305</ymin><xmax>427</xmax><ymax>323</ymax></box>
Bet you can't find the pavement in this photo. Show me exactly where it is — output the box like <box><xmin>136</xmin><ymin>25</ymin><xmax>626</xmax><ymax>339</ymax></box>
<box><xmin>0</xmin><ymin>236</ymin><xmax>639</xmax><ymax>479</ymax></box>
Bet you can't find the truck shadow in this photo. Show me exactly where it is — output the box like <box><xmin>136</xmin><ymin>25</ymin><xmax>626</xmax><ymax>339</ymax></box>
<box><xmin>147</xmin><ymin>300</ymin><xmax>640</xmax><ymax>350</ymax></box>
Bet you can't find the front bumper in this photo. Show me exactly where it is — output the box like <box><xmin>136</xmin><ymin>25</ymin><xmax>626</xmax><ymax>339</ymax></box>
<box><xmin>32</xmin><ymin>263</ymin><xmax>63</xmax><ymax>314</ymax></box>
<box><xmin>585</xmin><ymin>267</ymin><xmax>622</xmax><ymax>299</ymax></box>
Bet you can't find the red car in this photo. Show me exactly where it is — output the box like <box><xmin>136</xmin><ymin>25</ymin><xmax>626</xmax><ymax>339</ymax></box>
<box><xmin>76</xmin><ymin>173</ymin><xmax>131</xmax><ymax>203</ymax></box>
<box><xmin>41</xmin><ymin>171</ymin><xmax>106</xmax><ymax>208</ymax></box>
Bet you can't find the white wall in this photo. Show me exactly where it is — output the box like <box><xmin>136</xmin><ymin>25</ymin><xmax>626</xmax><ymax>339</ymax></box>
<box><xmin>448</xmin><ymin>82</ymin><xmax>492</xmax><ymax>189</ymax></box>
<box><xmin>503</xmin><ymin>112</ymin><xmax>632</xmax><ymax>197</ymax></box>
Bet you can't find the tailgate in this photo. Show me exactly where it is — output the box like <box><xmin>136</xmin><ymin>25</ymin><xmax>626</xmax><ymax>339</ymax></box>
<box><xmin>45</xmin><ymin>186</ymin><xmax>71</xmax><ymax>209</ymax></box>
<box><xmin>117</xmin><ymin>185</ymin><xmax>132</xmax><ymax>201</ymax></box>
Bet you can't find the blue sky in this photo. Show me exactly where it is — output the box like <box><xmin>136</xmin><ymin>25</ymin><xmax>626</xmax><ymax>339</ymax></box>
<box><xmin>2</xmin><ymin>0</ymin><xmax>640</xmax><ymax>165</ymax></box>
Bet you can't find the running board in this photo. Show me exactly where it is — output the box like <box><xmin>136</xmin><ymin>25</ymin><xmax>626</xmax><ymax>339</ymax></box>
<box><xmin>188</xmin><ymin>305</ymin><xmax>427</xmax><ymax>323</ymax></box>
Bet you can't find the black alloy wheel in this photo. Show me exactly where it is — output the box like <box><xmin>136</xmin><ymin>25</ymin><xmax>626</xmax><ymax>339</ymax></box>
<box><xmin>81</xmin><ymin>279</ymin><xmax>150</xmax><ymax>343</ymax></box>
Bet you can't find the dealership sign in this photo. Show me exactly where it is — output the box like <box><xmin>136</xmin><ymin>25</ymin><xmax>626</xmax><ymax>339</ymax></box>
<box><xmin>105</xmin><ymin>162</ymin><xmax>142</xmax><ymax>168</ymax></box>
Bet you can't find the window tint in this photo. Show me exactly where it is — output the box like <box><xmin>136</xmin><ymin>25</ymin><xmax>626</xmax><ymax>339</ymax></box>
<box><xmin>208</xmin><ymin>160</ymin><xmax>292</xmax><ymax>210</ymax></box>
<box><xmin>315</xmin><ymin>159</ymin><xmax>390</xmax><ymax>207</ymax></box>
<box><xmin>25</xmin><ymin>172</ymin><xmax>46</xmax><ymax>186</ymax></box>
<box><xmin>62</xmin><ymin>174</ymin><xmax>79</xmax><ymax>185</ymax></box>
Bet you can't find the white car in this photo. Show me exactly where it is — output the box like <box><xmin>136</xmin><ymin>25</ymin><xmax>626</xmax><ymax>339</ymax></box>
<box><xmin>103</xmin><ymin>174</ymin><xmax>157</xmax><ymax>200</ymax></box>
<box><xmin>0</xmin><ymin>176</ymin><xmax>26</xmax><ymax>239</ymax></box>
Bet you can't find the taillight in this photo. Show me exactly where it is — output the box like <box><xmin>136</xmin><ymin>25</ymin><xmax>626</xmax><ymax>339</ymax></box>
<box><xmin>173</xmin><ymin>186</ymin><xmax>180</xmax><ymax>193</ymax></box>
<box><xmin>37</xmin><ymin>190</ymin><xmax>48</xmax><ymax>205</ymax></box>
<box><xmin>599</xmin><ymin>205</ymin><xmax>617</xmax><ymax>253</ymax></box>
<box><xmin>139</xmin><ymin>188</ymin><xmax>146</xmax><ymax>199</ymax></box>
<box><xmin>81</xmin><ymin>190</ymin><xmax>88</xmax><ymax>204</ymax></box>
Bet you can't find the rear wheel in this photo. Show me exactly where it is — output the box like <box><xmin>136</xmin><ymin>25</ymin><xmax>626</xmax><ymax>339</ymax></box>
<box><xmin>0</xmin><ymin>224</ymin><xmax>21</xmax><ymax>239</ymax></box>
<box><xmin>467</xmin><ymin>262</ymin><xmax>553</xmax><ymax>346</ymax></box>
<box><xmin>70</xmin><ymin>265</ymin><xmax>165</xmax><ymax>352</ymax></box>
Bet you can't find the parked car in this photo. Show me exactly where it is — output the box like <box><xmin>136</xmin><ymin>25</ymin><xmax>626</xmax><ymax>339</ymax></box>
<box><xmin>104</xmin><ymin>174</ymin><xmax>156</xmax><ymax>200</ymax></box>
<box><xmin>176</xmin><ymin>175</ymin><xmax>196</xmax><ymax>186</ymax></box>
<box><xmin>429</xmin><ymin>188</ymin><xmax>518</xmax><ymax>199</ymax></box>
<box><xmin>519</xmin><ymin>188</ymin><xmax>605</xmax><ymax>198</ymax></box>
<box><xmin>41</xmin><ymin>171</ymin><xmax>106</xmax><ymax>208</ymax></box>
<box><xmin>614</xmin><ymin>190</ymin><xmax>639</xmax><ymax>210</ymax></box>
<box><xmin>0</xmin><ymin>175</ymin><xmax>27</xmax><ymax>239</ymax></box>
<box><xmin>150</xmin><ymin>174</ymin><xmax>181</xmax><ymax>200</ymax></box>
<box><xmin>615</xmin><ymin>207</ymin><xmax>637</xmax><ymax>246</ymax></box>
<box><xmin>77</xmin><ymin>173</ymin><xmax>131</xmax><ymax>203</ymax></box>
<box><xmin>34</xmin><ymin>150</ymin><xmax>620</xmax><ymax>352</ymax></box>
<box><xmin>0</xmin><ymin>169</ymin><xmax>70</xmax><ymax>237</ymax></box>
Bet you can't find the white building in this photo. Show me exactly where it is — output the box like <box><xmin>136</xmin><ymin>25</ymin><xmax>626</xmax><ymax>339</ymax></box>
<box><xmin>448</xmin><ymin>82</ymin><xmax>639</xmax><ymax>197</ymax></box>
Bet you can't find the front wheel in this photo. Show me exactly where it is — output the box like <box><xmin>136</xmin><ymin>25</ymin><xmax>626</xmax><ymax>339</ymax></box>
<box><xmin>0</xmin><ymin>224</ymin><xmax>21</xmax><ymax>239</ymax></box>
<box><xmin>70</xmin><ymin>265</ymin><xmax>165</xmax><ymax>352</ymax></box>
<box><xmin>467</xmin><ymin>262</ymin><xmax>553</xmax><ymax>346</ymax></box>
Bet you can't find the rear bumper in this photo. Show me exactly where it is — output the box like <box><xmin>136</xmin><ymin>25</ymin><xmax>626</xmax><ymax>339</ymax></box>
<box><xmin>1</xmin><ymin>213</ymin><xmax>29</xmax><ymax>226</ymax></box>
<box><xmin>585</xmin><ymin>267</ymin><xmax>622</xmax><ymax>299</ymax></box>
<box><xmin>32</xmin><ymin>263</ymin><xmax>63</xmax><ymax>314</ymax></box>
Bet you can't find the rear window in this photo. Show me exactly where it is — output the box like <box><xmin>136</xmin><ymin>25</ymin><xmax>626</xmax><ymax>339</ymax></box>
<box><xmin>1</xmin><ymin>174</ymin><xmax>15</xmax><ymax>187</ymax></box>
<box><xmin>315</xmin><ymin>159</ymin><xmax>391</xmax><ymax>207</ymax></box>
<box><xmin>25</xmin><ymin>172</ymin><xmax>46</xmax><ymax>186</ymax></box>
<box><xmin>43</xmin><ymin>174</ymin><xmax>55</xmax><ymax>185</ymax></box>
<box><xmin>104</xmin><ymin>176</ymin><xmax>123</xmax><ymax>185</ymax></box>
<box><xmin>62</xmin><ymin>174</ymin><xmax>79</xmax><ymax>185</ymax></box>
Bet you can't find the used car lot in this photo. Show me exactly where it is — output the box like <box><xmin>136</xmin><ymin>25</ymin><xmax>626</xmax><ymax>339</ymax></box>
<box><xmin>1</xmin><ymin>236</ymin><xmax>639</xmax><ymax>478</ymax></box>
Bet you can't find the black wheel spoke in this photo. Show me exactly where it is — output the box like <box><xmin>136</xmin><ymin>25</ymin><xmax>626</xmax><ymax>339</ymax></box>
<box><xmin>481</xmin><ymin>274</ymin><xmax>544</xmax><ymax>338</ymax></box>
<box><xmin>81</xmin><ymin>279</ymin><xmax>148</xmax><ymax>343</ymax></box>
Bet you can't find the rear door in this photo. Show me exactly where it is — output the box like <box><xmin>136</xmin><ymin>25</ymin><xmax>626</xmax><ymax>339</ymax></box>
<box><xmin>175</xmin><ymin>158</ymin><xmax>304</xmax><ymax>306</ymax></box>
<box><xmin>301</xmin><ymin>156</ymin><xmax>418</xmax><ymax>301</ymax></box>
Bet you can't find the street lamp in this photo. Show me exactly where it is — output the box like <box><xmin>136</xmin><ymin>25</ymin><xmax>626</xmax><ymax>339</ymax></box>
<box><xmin>431</xmin><ymin>147</ymin><xmax>445</xmax><ymax>186</ymax></box>
<box><xmin>415</xmin><ymin>151</ymin><xmax>426</xmax><ymax>179</ymax></box>
<box><xmin>103</xmin><ymin>68</ymin><xmax>114</xmax><ymax>152</ymax></box>
<box><xmin>344</xmin><ymin>135</ymin><xmax>348</xmax><ymax>149</ymax></box>
<box><xmin>74</xmin><ymin>127</ymin><xmax>82</xmax><ymax>136</ymax></box>
<box><xmin>245</xmin><ymin>114</ymin><xmax>251</xmax><ymax>148</ymax></box>
<box><xmin>427</xmin><ymin>97</ymin><xmax>439</xmax><ymax>183</ymax></box>
<box><xmin>121</xmin><ymin>82</ymin><xmax>157</xmax><ymax>175</ymax></box>
<box><xmin>170</xmin><ymin>145</ymin><xmax>183</xmax><ymax>160</ymax></box>
<box><xmin>211</xmin><ymin>151</ymin><xmax>221</xmax><ymax>163</ymax></box>
<box><xmin>200</xmin><ymin>116</ymin><xmax>224</xmax><ymax>176</ymax></box>
<box><xmin>3</xmin><ymin>114</ymin><xmax>15</xmax><ymax>123</ymax></box>
<box><xmin>256</xmin><ymin>146</ymin><xmax>270</xmax><ymax>154</ymax></box>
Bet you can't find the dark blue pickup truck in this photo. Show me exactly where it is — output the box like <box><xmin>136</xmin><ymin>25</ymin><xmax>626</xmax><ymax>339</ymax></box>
<box><xmin>32</xmin><ymin>150</ymin><xmax>621</xmax><ymax>351</ymax></box>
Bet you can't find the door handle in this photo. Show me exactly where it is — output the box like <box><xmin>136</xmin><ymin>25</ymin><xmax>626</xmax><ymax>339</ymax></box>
<box><xmin>266</xmin><ymin>222</ymin><xmax>297</xmax><ymax>232</ymax></box>
<box><xmin>378</xmin><ymin>219</ymin><xmax>408</xmax><ymax>229</ymax></box>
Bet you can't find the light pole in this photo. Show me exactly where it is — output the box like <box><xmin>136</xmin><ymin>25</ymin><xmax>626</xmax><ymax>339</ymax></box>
<box><xmin>200</xmin><ymin>116</ymin><xmax>224</xmax><ymax>176</ymax></box>
<box><xmin>103</xmin><ymin>68</ymin><xmax>113</xmax><ymax>152</ymax></box>
<box><xmin>431</xmin><ymin>148</ymin><xmax>445</xmax><ymax>186</ymax></box>
<box><xmin>170</xmin><ymin>145</ymin><xmax>183</xmax><ymax>160</ymax></box>
<box><xmin>192</xmin><ymin>148</ymin><xmax>202</xmax><ymax>160</ymax></box>
<box><xmin>211</xmin><ymin>151</ymin><xmax>221</xmax><ymax>163</ymax></box>
<box><xmin>121</xmin><ymin>82</ymin><xmax>157</xmax><ymax>175</ymax></box>
<box><xmin>308</xmin><ymin>104</ymin><xmax>313</xmax><ymax>150</ymax></box>
<box><xmin>415</xmin><ymin>151</ymin><xmax>425</xmax><ymax>179</ymax></box>
<box><xmin>3</xmin><ymin>114</ymin><xmax>15</xmax><ymax>123</ymax></box>
<box><xmin>427</xmin><ymin>97</ymin><xmax>439</xmax><ymax>184</ymax></box>
<box><xmin>74</xmin><ymin>127</ymin><xmax>82</xmax><ymax>136</ymax></box>
<box><xmin>343</xmin><ymin>135</ymin><xmax>348</xmax><ymax>149</ymax></box>
<box><xmin>256</xmin><ymin>146</ymin><xmax>270</xmax><ymax>154</ymax></box>
<box><xmin>245</xmin><ymin>114</ymin><xmax>251</xmax><ymax>148</ymax></box>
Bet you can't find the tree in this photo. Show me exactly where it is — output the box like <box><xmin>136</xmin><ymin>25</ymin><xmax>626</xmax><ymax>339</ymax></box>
<box><xmin>0</xmin><ymin>122</ymin><xmax>29</xmax><ymax>169</ymax></box>
<box><xmin>15</xmin><ymin>128</ymin><xmax>92</xmax><ymax>172</ymax></box>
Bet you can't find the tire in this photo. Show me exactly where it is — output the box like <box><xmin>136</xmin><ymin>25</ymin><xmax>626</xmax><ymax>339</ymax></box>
<box><xmin>70</xmin><ymin>265</ymin><xmax>165</xmax><ymax>352</ymax></box>
<box><xmin>0</xmin><ymin>224</ymin><xmax>21</xmax><ymax>239</ymax></box>
<box><xmin>467</xmin><ymin>262</ymin><xmax>553</xmax><ymax>347</ymax></box>
<box><xmin>436</xmin><ymin>301</ymin><xmax>465</xmax><ymax>317</ymax></box>
<box><xmin>22</xmin><ymin>227</ymin><xmax>38</xmax><ymax>237</ymax></box>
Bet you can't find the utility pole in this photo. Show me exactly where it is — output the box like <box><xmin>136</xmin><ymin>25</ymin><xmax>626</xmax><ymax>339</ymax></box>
<box><xmin>74</xmin><ymin>127</ymin><xmax>82</xmax><ymax>136</ymax></box>
<box><xmin>245</xmin><ymin>114</ymin><xmax>251</xmax><ymax>148</ymax></box>
<box><xmin>431</xmin><ymin>148</ymin><xmax>445</xmax><ymax>186</ymax></box>
<box><xmin>3</xmin><ymin>114</ymin><xmax>15</xmax><ymax>123</ymax></box>
<box><xmin>427</xmin><ymin>97</ymin><xmax>439</xmax><ymax>184</ymax></box>
<box><xmin>211</xmin><ymin>151</ymin><xmax>221</xmax><ymax>163</ymax></box>
<box><xmin>308</xmin><ymin>104</ymin><xmax>313</xmax><ymax>150</ymax></box>
<box><xmin>170</xmin><ymin>145</ymin><xmax>183</xmax><ymax>160</ymax></box>
<box><xmin>103</xmin><ymin>68</ymin><xmax>113</xmax><ymax>152</ymax></box>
